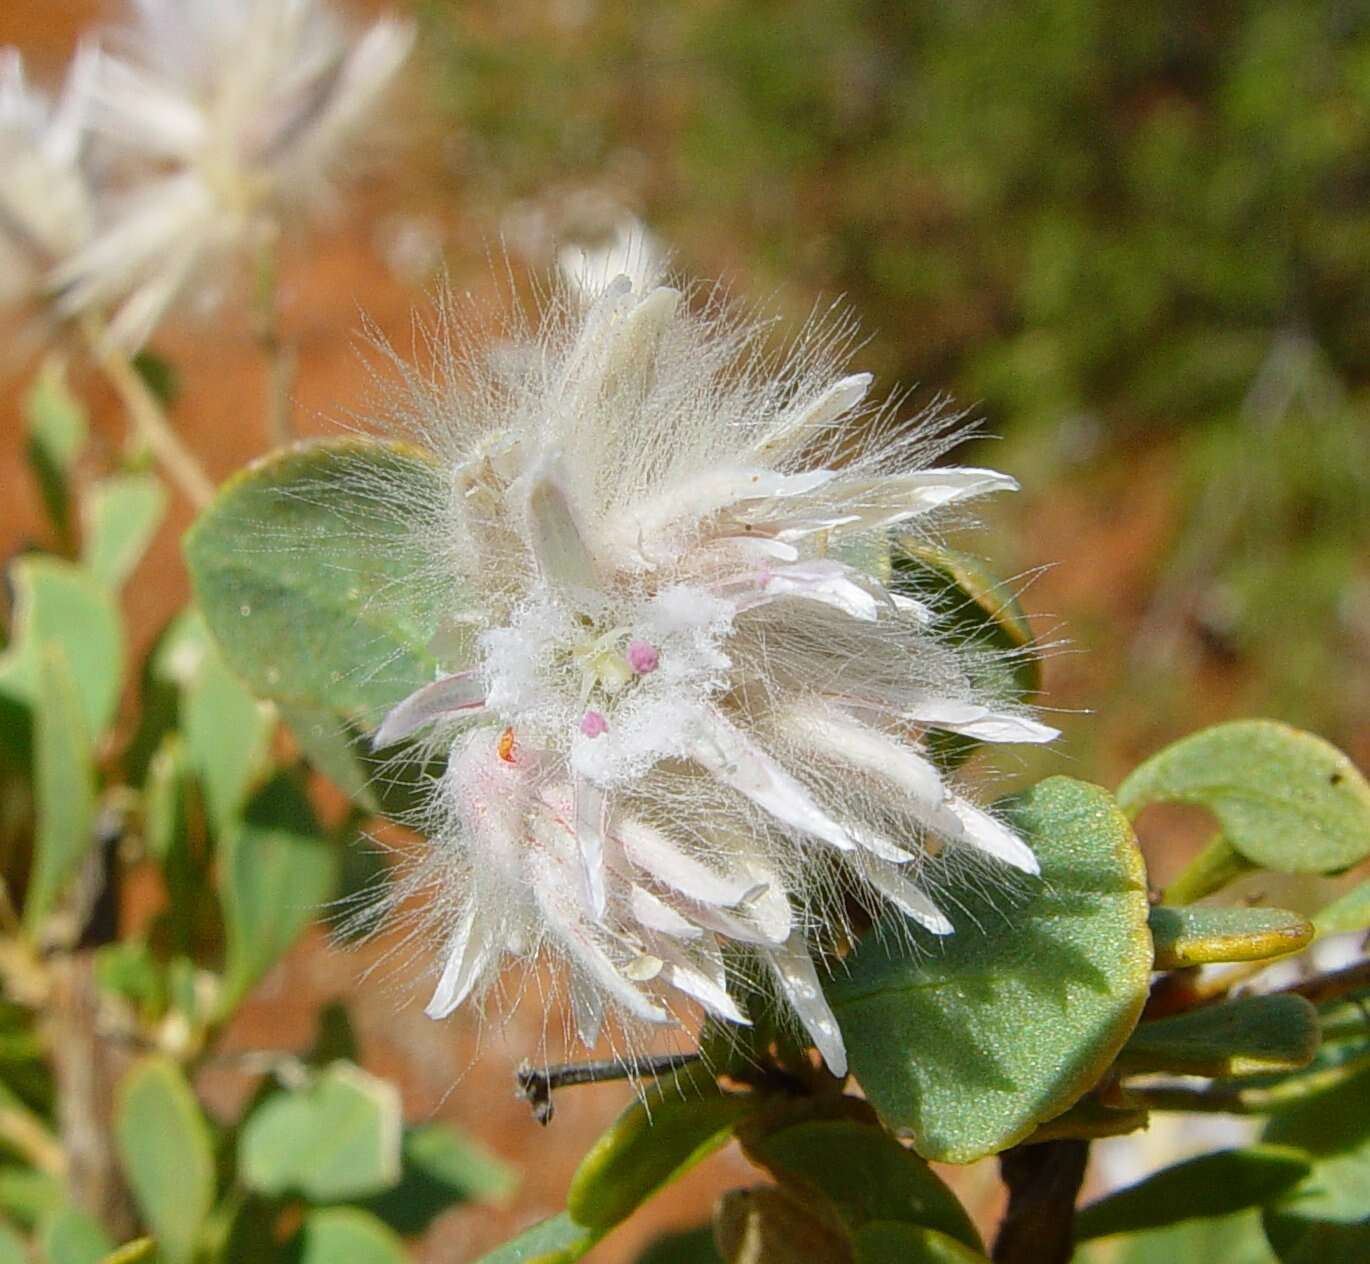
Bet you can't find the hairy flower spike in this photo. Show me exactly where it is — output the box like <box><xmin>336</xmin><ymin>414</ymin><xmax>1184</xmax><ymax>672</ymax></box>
<box><xmin>371</xmin><ymin>266</ymin><xmax>1058</xmax><ymax>1076</ymax></box>
<box><xmin>51</xmin><ymin>0</ymin><xmax>414</xmax><ymax>348</ymax></box>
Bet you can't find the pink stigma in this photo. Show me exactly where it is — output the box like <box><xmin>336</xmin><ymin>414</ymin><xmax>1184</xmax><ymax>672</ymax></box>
<box><xmin>579</xmin><ymin>709</ymin><xmax>608</xmax><ymax>738</ymax></box>
<box><xmin>627</xmin><ymin>639</ymin><xmax>659</xmax><ymax>674</ymax></box>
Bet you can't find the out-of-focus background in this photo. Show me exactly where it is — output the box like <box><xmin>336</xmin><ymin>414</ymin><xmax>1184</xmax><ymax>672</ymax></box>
<box><xmin>3</xmin><ymin>1</ymin><xmax>1368</xmax><ymax>1259</ymax></box>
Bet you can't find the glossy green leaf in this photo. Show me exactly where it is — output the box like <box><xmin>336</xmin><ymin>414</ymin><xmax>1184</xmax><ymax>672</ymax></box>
<box><xmin>180</xmin><ymin>614</ymin><xmax>273</xmax><ymax>837</ymax></box>
<box><xmin>0</xmin><ymin>1222</ymin><xmax>25</xmax><ymax>1264</ymax></box>
<box><xmin>474</xmin><ymin>1212</ymin><xmax>594</xmax><ymax>1264</ymax></box>
<box><xmin>852</xmin><ymin>1221</ymin><xmax>991</xmax><ymax>1264</ymax></box>
<box><xmin>98</xmin><ymin>1240</ymin><xmax>157</xmax><ymax>1264</ymax></box>
<box><xmin>25</xmin><ymin>357</ymin><xmax>88</xmax><ymax>549</ymax></box>
<box><xmin>81</xmin><ymin>474</ymin><xmax>167</xmax><ymax>591</ymax></box>
<box><xmin>296</xmin><ymin>1209</ymin><xmax>407</xmax><ymax>1264</ymax></box>
<box><xmin>1120</xmin><ymin>995</ymin><xmax>1320</xmax><ymax>1078</ymax></box>
<box><xmin>39</xmin><ymin>1205</ymin><xmax>115</xmax><ymax>1264</ymax></box>
<box><xmin>23</xmin><ymin>646</ymin><xmax>97</xmax><ymax>933</ymax></box>
<box><xmin>1263</xmin><ymin>1062</ymin><xmax>1370</xmax><ymax>1263</ymax></box>
<box><xmin>892</xmin><ymin>540</ymin><xmax>1040</xmax><ymax>768</ymax></box>
<box><xmin>114</xmin><ymin>1057</ymin><xmax>215</xmax><ymax>1264</ymax></box>
<box><xmin>362</xmin><ymin>1122</ymin><xmax>516</xmax><ymax>1233</ymax></box>
<box><xmin>1118</xmin><ymin>721</ymin><xmax>1370</xmax><ymax>875</ymax></box>
<box><xmin>1314</xmin><ymin>880</ymin><xmax>1370</xmax><ymax>938</ymax></box>
<box><xmin>828</xmin><ymin>777</ymin><xmax>1152</xmax><ymax>1162</ymax></box>
<box><xmin>218</xmin><ymin>773</ymin><xmax>338</xmax><ymax>1012</ymax></box>
<box><xmin>0</xmin><ymin>556</ymin><xmax>124</xmax><ymax>746</ymax></box>
<box><xmin>141</xmin><ymin>735</ymin><xmax>189</xmax><ymax>869</ymax></box>
<box><xmin>239</xmin><ymin>1061</ymin><xmax>402</xmax><ymax>1202</ymax></box>
<box><xmin>744</xmin><ymin>1118</ymin><xmax>981</xmax><ymax>1251</ymax></box>
<box><xmin>1149</xmin><ymin>906</ymin><xmax>1315</xmax><ymax>969</ymax></box>
<box><xmin>185</xmin><ymin>439</ymin><xmax>450</xmax><ymax>722</ymax></box>
<box><xmin>1075</xmin><ymin>1208</ymin><xmax>1278</xmax><ymax>1264</ymax></box>
<box><xmin>567</xmin><ymin>1067</ymin><xmax>758</xmax><ymax>1234</ymax></box>
<box><xmin>1074</xmin><ymin>1146</ymin><xmax>1311</xmax><ymax>1241</ymax></box>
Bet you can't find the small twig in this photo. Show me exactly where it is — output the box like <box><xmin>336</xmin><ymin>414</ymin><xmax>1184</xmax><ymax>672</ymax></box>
<box><xmin>1275</xmin><ymin>958</ymin><xmax>1370</xmax><ymax>1008</ymax></box>
<box><xmin>516</xmin><ymin>1053</ymin><xmax>701</xmax><ymax>1125</ymax></box>
<box><xmin>993</xmin><ymin>1139</ymin><xmax>1089</xmax><ymax>1264</ymax></box>
<box><xmin>81</xmin><ymin>316</ymin><xmax>214</xmax><ymax>508</ymax></box>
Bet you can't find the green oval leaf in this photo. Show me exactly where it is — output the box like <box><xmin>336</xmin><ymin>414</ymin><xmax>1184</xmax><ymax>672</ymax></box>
<box><xmin>1075</xmin><ymin>1209</ymin><xmax>1278</xmax><ymax>1264</ymax></box>
<box><xmin>218</xmin><ymin>773</ymin><xmax>339</xmax><ymax>1013</ymax></box>
<box><xmin>0</xmin><ymin>557</ymin><xmax>124</xmax><ymax>750</ymax></box>
<box><xmin>1263</xmin><ymin>1062</ymin><xmax>1370</xmax><ymax>1263</ymax></box>
<box><xmin>23</xmin><ymin>646</ymin><xmax>97</xmax><ymax>934</ymax></box>
<box><xmin>1118</xmin><ymin>721</ymin><xmax>1370</xmax><ymax>875</ymax></box>
<box><xmin>239</xmin><ymin>1061</ymin><xmax>402</xmax><ymax>1202</ymax></box>
<box><xmin>852</xmin><ymin>1221</ymin><xmax>990</xmax><ymax>1264</ymax></box>
<box><xmin>39</xmin><ymin>1205</ymin><xmax>115</xmax><ymax>1264</ymax></box>
<box><xmin>184</xmin><ymin>439</ymin><xmax>449</xmax><ymax>722</ymax></box>
<box><xmin>1149</xmin><ymin>906</ymin><xmax>1315</xmax><ymax>969</ymax></box>
<box><xmin>296</xmin><ymin>1209</ymin><xmax>408</xmax><ymax>1264</ymax></box>
<box><xmin>828</xmin><ymin>776</ymin><xmax>1152</xmax><ymax>1162</ymax></box>
<box><xmin>1074</xmin><ymin>1145</ymin><xmax>1311</xmax><ymax>1241</ymax></box>
<box><xmin>25</xmin><ymin>357</ymin><xmax>88</xmax><ymax>550</ymax></box>
<box><xmin>743</xmin><ymin>1118</ymin><xmax>981</xmax><ymax>1251</ymax></box>
<box><xmin>474</xmin><ymin>1212</ymin><xmax>594</xmax><ymax>1264</ymax></box>
<box><xmin>1119</xmin><ymin>995</ymin><xmax>1320</xmax><ymax>1078</ymax></box>
<box><xmin>81</xmin><ymin>474</ymin><xmax>167</xmax><ymax>591</ymax></box>
<box><xmin>567</xmin><ymin>1067</ymin><xmax>757</xmax><ymax>1234</ymax></box>
<box><xmin>114</xmin><ymin>1057</ymin><xmax>215</xmax><ymax>1264</ymax></box>
<box><xmin>1314</xmin><ymin>880</ymin><xmax>1370</xmax><ymax>939</ymax></box>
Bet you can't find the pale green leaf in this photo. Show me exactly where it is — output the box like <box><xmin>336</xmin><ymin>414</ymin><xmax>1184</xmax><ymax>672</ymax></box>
<box><xmin>81</xmin><ymin>474</ymin><xmax>167</xmax><ymax>591</ymax></box>
<box><xmin>25</xmin><ymin>357</ymin><xmax>88</xmax><ymax>549</ymax></box>
<box><xmin>114</xmin><ymin>1057</ymin><xmax>215</xmax><ymax>1264</ymax></box>
<box><xmin>39</xmin><ymin>1205</ymin><xmax>115</xmax><ymax>1264</ymax></box>
<box><xmin>828</xmin><ymin>776</ymin><xmax>1152</xmax><ymax>1162</ymax></box>
<box><xmin>1149</xmin><ymin>906</ymin><xmax>1314</xmax><ymax>969</ymax></box>
<box><xmin>297</xmin><ymin>1209</ymin><xmax>407</xmax><ymax>1264</ymax></box>
<box><xmin>473</xmin><ymin>1211</ymin><xmax>594</xmax><ymax>1264</ymax></box>
<box><xmin>1119</xmin><ymin>995</ymin><xmax>1320</xmax><ymax>1078</ymax></box>
<box><xmin>1118</xmin><ymin>721</ymin><xmax>1370</xmax><ymax>875</ymax></box>
<box><xmin>239</xmin><ymin>1062</ymin><xmax>402</xmax><ymax>1202</ymax></box>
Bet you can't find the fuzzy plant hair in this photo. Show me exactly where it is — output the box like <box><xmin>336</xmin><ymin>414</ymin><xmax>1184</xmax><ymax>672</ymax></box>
<box><xmin>349</xmin><ymin>262</ymin><xmax>1058</xmax><ymax>1077</ymax></box>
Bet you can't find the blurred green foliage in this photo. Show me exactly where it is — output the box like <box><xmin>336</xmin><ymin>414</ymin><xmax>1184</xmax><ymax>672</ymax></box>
<box><xmin>426</xmin><ymin>0</ymin><xmax>1370</xmax><ymax>744</ymax></box>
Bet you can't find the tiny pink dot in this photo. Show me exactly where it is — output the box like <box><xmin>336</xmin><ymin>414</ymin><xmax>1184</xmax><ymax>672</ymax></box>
<box><xmin>627</xmin><ymin>639</ymin><xmax>659</xmax><ymax>674</ymax></box>
<box><xmin>579</xmin><ymin>710</ymin><xmax>608</xmax><ymax>738</ymax></box>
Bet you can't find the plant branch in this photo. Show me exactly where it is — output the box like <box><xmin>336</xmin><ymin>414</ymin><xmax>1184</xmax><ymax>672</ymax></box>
<box><xmin>253</xmin><ymin>236</ymin><xmax>297</xmax><ymax>448</ymax></box>
<box><xmin>81</xmin><ymin>316</ymin><xmax>215</xmax><ymax>508</ymax></box>
<box><xmin>516</xmin><ymin>1053</ymin><xmax>701</xmax><ymax>1125</ymax></box>
<box><xmin>993</xmin><ymin>1139</ymin><xmax>1089</xmax><ymax>1264</ymax></box>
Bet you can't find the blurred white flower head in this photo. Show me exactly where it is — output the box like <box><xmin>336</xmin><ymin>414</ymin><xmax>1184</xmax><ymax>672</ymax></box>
<box><xmin>0</xmin><ymin>45</ymin><xmax>98</xmax><ymax>314</ymax></box>
<box><xmin>52</xmin><ymin>0</ymin><xmax>415</xmax><ymax>348</ymax></box>
<box><xmin>368</xmin><ymin>270</ymin><xmax>1057</xmax><ymax>1075</ymax></box>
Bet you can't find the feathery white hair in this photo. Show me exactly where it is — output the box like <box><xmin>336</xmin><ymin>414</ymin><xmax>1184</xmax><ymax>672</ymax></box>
<box><xmin>51</xmin><ymin>0</ymin><xmax>414</xmax><ymax>349</ymax></box>
<box><xmin>364</xmin><ymin>266</ymin><xmax>1057</xmax><ymax>1076</ymax></box>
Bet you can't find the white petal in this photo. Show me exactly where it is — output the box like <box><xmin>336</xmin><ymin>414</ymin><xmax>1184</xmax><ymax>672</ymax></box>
<box><xmin>787</xmin><ymin>703</ymin><xmax>946</xmax><ymax>809</ymax></box>
<box><xmin>658</xmin><ymin>940</ymin><xmax>749</xmax><ymax>1025</ymax></box>
<box><xmin>763</xmin><ymin>935</ymin><xmax>847</xmax><ymax>1077</ymax></box>
<box><xmin>574</xmin><ymin>779</ymin><xmax>609</xmax><ymax>921</ymax></box>
<box><xmin>425</xmin><ymin>903</ymin><xmax>493</xmax><ymax>1019</ymax></box>
<box><xmin>372</xmin><ymin>670</ymin><xmax>485</xmax><ymax>748</ymax></box>
<box><xmin>855</xmin><ymin>859</ymin><xmax>954</xmax><ymax>934</ymax></box>
<box><xmin>910</xmin><ymin>700</ymin><xmax>1059</xmax><ymax>745</ymax></box>
<box><xmin>825</xmin><ymin>467</ymin><xmax>1020</xmax><ymax>535</ymax></box>
<box><xmin>523</xmin><ymin>456</ymin><xmax>598</xmax><ymax>591</ymax></box>
<box><xmin>629</xmin><ymin>884</ymin><xmax>702</xmax><ymax>939</ymax></box>
<box><xmin>946</xmin><ymin>796</ymin><xmax>1040</xmax><ymax>875</ymax></box>
<box><xmin>754</xmin><ymin>373</ymin><xmax>872</xmax><ymax>462</ymax></box>
<box><xmin>750</xmin><ymin>560</ymin><xmax>882</xmax><ymax>622</ymax></box>
<box><xmin>614</xmin><ymin>817</ymin><xmax>758</xmax><ymax>908</ymax></box>
<box><xmin>689</xmin><ymin>710</ymin><xmax>856</xmax><ymax>854</ymax></box>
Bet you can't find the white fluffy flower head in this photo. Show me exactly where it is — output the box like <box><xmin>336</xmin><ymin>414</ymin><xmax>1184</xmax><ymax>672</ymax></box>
<box><xmin>52</xmin><ymin>0</ymin><xmax>414</xmax><ymax>348</ymax></box>
<box><xmin>371</xmin><ymin>269</ymin><xmax>1058</xmax><ymax>1075</ymax></box>
<box><xmin>0</xmin><ymin>46</ymin><xmax>97</xmax><ymax>313</ymax></box>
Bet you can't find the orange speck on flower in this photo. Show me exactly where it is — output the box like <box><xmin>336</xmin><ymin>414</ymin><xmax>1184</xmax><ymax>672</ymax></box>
<box><xmin>497</xmin><ymin>726</ymin><xmax>517</xmax><ymax>763</ymax></box>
